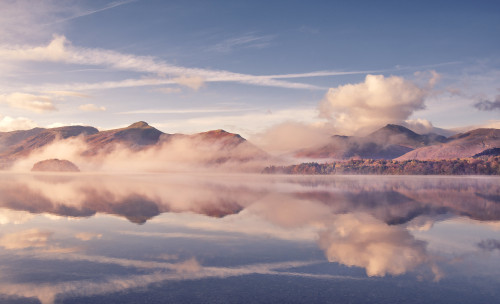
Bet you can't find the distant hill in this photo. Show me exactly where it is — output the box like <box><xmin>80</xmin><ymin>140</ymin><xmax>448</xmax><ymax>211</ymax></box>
<box><xmin>295</xmin><ymin>124</ymin><xmax>447</xmax><ymax>160</ymax></box>
<box><xmin>84</xmin><ymin>121</ymin><xmax>165</xmax><ymax>155</ymax></box>
<box><xmin>188</xmin><ymin>129</ymin><xmax>268</xmax><ymax>163</ymax></box>
<box><xmin>368</xmin><ymin>124</ymin><xmax>447</xmax><ymax>149</ymax></box>
<box><xmin>0</xmin><ymin>121</ymin><xmax>268</xmax><ymax>169</ymax></box>
<box><xmin>397</xmin><ymin>128</ymin><xmax>500</xmax><ymax>160</ymax></box>
<box><xmin>0</xmin><ymin>126</ymin><xmax>98</xmax><ymax>160</ymax></box>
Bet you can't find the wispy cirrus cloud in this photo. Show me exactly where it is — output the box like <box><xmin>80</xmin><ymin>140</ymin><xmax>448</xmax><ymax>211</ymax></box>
<box><xmin>1</xmin><ymin>35</ymin><xmax>369</xmax><ymax>92</ymax></box>
<box><xmin>47</xmin><ymin>0</ymin><xmax>138</xmax><ymax>25</ymax></box>
<box><xmin>0</xmin><ymin>1</ymin><xmax>136</xmax><ymax>44</ymax></box>
<box><xmin>0</xmin><ymin>251</ymin><xmax>341</xmax><ymax>304</ymax></box>
<box><xmin>209</xmin><ymin>33</ymin><xmax>275</xmax><ymax>53</ymax></box>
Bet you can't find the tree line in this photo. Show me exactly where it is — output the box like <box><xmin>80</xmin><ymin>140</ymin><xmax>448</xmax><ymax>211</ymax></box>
<box><xmin>263</xmin><ymin>156</ymin><xmax>500</xmax><ymax>175</ymax></box>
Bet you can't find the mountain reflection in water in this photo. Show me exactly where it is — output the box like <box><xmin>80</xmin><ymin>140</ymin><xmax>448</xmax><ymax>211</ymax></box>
<box><xmin>0</xmin><ymin>173</ymin><xmax>499</xmax><ymax>304</ymax></box>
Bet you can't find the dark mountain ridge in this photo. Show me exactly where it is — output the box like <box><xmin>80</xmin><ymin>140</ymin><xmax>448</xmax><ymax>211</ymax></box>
<box><xmin>296</xmin><ymin>124</ymin><xmax>448</xmax><ymax>160</ymax></box>
<box><xmin>368</xmin><ymin>124</ymin><xmax>447</xmax><ymax>148</ymax></box>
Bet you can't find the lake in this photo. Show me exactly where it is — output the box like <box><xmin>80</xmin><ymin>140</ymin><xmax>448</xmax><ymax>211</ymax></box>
<box><xmin>0</xmin><ymin>173</ymin><xmax>499</xmax><ymax>303</ymax></box>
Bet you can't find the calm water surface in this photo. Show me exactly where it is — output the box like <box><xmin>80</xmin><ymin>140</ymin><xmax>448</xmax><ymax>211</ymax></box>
<box><xmin>0</xmin><ymin>173</ymin><xmax>499</xmax><ymax>303</ymax></box>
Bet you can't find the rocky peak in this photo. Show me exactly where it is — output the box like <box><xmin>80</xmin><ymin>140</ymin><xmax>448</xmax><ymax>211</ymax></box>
<box><xmin>128</xmin><ymin>121</ymin><xmax>150</xmax><ymax>129</ymax></box>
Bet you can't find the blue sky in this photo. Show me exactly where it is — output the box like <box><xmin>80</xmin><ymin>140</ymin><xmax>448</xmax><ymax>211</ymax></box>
<box><xmin>0</xmin><ymin>0</ymin><xmax>499</xmax><ymax>139</ymax></box>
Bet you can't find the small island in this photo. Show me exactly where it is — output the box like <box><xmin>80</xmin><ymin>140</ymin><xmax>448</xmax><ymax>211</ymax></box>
<box><xmin>31</xmin><ymin>159</ymin><xmax>80</xmax><ymax>172</ymax></box>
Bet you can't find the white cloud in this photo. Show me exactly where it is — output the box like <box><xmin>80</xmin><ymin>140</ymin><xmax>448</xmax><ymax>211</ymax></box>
<box><xmin>79</xmin><ymin>103</ymin><xmax>106</xmax><ymax>112</ymax></box>
<box><xmin>0</xmin><ymin>258</ymin><xmax>325</xmax><ymax>304</ymax></box>
<box><xmin>0</xmin><ymin>35</ymin><xmax>371</xmax><ymax>91</ymax></box>
<box><xmin>0</xmin><ymin>92</ymin><xmax>57</xmax><ymax>112</ymax></box>
<box><xmin>319</xmin><ymin>213</ymin><xmax>428</xmax><ymax>277</ymax></box>
<box><xmin>318</xmin><ymin>74</ymin><xmax>435</xmax><ymax>134</ymax></box>
<box><xmin>0</xmin><ymin>115</ymin><xmax>38</xmax><ymax>131</ymax></box>
<box><xmin>403</xmin><ymin>118</ymin><xmax>435</xmax><ymax>134</ymax></box>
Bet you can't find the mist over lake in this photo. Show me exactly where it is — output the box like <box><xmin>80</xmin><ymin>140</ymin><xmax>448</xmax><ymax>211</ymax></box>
<box><xmin>1</xmin><ymin>1</ymin><xmax>500</xmax><ymax>303</ymax></box>
<box><xmin>0</xmin><ymin>173</ymin><xmax>499</xmax><ymax>303</ymax></box>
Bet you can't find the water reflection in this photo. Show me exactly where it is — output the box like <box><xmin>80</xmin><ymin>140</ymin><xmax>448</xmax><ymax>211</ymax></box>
<box><xmin>0</xmin><ymin>173</ymin><xmax>499</xmax><ymax>303</ymax></box>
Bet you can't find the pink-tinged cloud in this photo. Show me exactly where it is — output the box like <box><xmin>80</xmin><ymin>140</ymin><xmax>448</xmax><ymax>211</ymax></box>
<box><xmin>318</xmin><ymin>74</ymin><xmax>437</xmax><ymax>134</ymax></box>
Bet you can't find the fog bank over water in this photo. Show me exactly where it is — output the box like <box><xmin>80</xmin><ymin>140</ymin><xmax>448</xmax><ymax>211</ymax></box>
<box><xmin>7</xmin><ymin>135</ymin><xmax>274</xmax><ymax>173</ymax></box>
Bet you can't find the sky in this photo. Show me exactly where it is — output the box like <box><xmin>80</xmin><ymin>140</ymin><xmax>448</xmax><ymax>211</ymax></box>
<box><xmin>0</xmin><ymin>0</ymin><xmax>499</xmax><ymax>139</ymax></box>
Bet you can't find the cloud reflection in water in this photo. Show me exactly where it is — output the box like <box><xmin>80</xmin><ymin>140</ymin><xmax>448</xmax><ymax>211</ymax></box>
<box><xmin>0</xmin><ymin>174</ymin><xmax>498</xmax><ymax>303</ymax></box>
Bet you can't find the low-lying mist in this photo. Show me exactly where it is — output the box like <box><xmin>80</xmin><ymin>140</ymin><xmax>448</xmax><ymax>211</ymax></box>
<box><xmin>9</xmin><ymin>134</ymin><xmax>277</xmax><ymax>173</ymax></box>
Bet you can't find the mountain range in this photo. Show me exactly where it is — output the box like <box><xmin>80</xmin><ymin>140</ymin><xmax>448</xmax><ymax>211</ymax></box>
<box><xmin>0</xmin><ymin>121</ymin><xmax>268</xmax><ymax>170</ymax></box>
<box><xmin>295</xmin><ymin>124</ymin><xmax>500</xmax><ymax>161</ymax></box>
<box><xmin>0</xmin><ymin>121</ymin><xmax>498</xmax><ymax>171</ymax></box>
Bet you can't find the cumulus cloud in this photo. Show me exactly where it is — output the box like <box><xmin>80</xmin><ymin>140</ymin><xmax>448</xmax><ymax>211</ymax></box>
<box><xmin>474</xmin><ymin>95</ymin><xmax>500</xmax><ymax>111</ymax></box>
<box><xmin>0</xmin><ymin>92</ymin><xmax>57</xmax><ymax>112</ymax></box>
<box><xmin>79</xmin><ymin>103</ymin><xmax>106</xmax><ymax>112</ymax></box>
<box><xmin>318</xmin><ymin>213</ymin><xmax>429</xmax><ymax>277</ymax></box>
<box><xmin>318</xmin><ymin>74</ymin><xmax>435</xmax><ymax>134</ymax></box>
<box><xmin>0</xmin><ymin>115</ymin><xmax>38</xmax><ymax>131</ymax></box>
